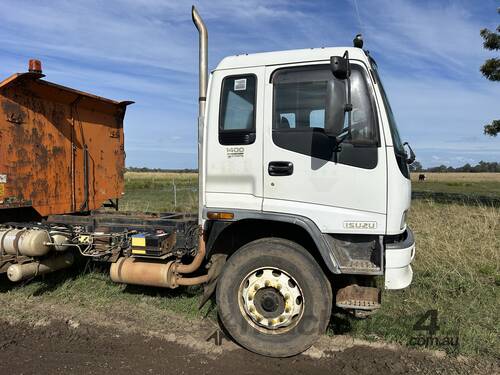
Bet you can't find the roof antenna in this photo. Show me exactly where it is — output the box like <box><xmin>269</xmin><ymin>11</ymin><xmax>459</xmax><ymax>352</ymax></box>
<box><xmin>351</xmin><ymin>0</ymin><xmax>365</xmax><ymax>34</ymax></box>
<box><xmin>351</xmin><ymin>0</ymin><xmax>367</xmax><ymax>53</ymax></box>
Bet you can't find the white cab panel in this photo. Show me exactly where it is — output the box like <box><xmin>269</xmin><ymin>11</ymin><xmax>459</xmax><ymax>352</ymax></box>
<box><xmin>262</xmin><ymin>63</ymin><xmax>387</xmax><ymax>234</ymax></box>
<box><xmin>263</xmin><ymin>198</ymin><xmax>386</xmax><ymax>234</ymax></box>
<box><xmin>385</xmin><ymin>148</ymin><xmax>412</xmax><ymax>235</ymax></box>
<box><xmin>204</xmin><ymin>67</ymin><xmax>265</xmax><ymax>212</ymax></box>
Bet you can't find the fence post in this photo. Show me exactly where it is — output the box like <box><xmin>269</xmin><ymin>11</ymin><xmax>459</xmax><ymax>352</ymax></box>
<box><xmin>172</xmin><ymin>179</ymin><xmax>177</xmax><ymax>209</ymax></box>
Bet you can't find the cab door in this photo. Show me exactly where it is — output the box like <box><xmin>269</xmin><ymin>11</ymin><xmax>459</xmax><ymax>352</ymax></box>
<box><xmin>262</xmin><ymin>62</ymin><xmax>387</xmax><ymax>234</ymax></box>
<box><xmin>204</xmin><ymin>67</ymin><xmax>265</xmax><ymax>211</ymax></box>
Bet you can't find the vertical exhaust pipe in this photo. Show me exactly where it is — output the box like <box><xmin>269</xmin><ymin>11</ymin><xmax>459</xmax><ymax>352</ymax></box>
<box><xmin>192</xmin><ymin>5</ymin><xmax>208</xmax><ymax>227</ymax></box>
<box><xmin>192</xmin><ymin>5</ymin><xmax>208</xmax><ymax>119</ymax></box>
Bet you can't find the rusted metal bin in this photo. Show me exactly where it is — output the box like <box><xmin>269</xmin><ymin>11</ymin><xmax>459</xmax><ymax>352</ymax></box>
<box><xmin>0</xmin><ymin>60</ymin><xmax>132</xmax><ymax>218</ymax></box>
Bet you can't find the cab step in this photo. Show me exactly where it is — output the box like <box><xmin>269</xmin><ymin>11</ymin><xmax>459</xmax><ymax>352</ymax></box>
<box><xmin>340</xmin><ymin>260</ymin><xmax>380</xmax><ymax>273</ymax></box>
<box><xmin>336</xmin><ymin>284</ymin><xmax>381</xmax><ymax>311</ymax></box>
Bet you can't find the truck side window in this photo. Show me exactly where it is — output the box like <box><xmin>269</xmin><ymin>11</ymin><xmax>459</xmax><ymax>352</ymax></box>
<box><xmin>219</xmin><ymin>74</ymin><xmax>257</xmax><ymax>145</ymax></box>
<box><xmin>272</xmin><ymin>65</ymin><xmax>378</xmax><ymax>169</ymax></box>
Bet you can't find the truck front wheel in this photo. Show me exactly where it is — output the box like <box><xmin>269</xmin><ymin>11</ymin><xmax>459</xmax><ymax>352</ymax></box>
<box><xmin>216</xmin><ymin>237</ymin><xmax>332</xmax><ymax>357</ymax></box>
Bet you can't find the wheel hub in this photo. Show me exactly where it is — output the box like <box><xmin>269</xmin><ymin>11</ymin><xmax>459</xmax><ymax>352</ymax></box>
<box><xmin>254</xmin><ymin>288</ymin><xmax>285</xmax><ymax>318</ymax></box>
<box><xmin>239</xmin><ymin>268</ymin><xmax>303</xmax><ymax>330</ymax></box>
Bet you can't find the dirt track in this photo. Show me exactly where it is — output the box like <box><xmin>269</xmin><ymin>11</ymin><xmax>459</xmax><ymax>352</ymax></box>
<box><xmin>0</xmin><ymin>281</ymin><xmax>496</xmax><ymax>375</ymax></box>
<box><xmin>0</xmin><ymin>318</ymin><xmax>495</xmax><ymax>375</ymax></box>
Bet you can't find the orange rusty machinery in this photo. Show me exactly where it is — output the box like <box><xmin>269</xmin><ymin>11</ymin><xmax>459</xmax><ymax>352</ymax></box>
<box><xmin>0</xmin><ymin>59</ymin><xmax>132</xmax><ymax>221</ymax></box>
<box><xmin>0</xmin><ymin>60</ymin><xmax>210</xmax><ymax>288</ymax></box>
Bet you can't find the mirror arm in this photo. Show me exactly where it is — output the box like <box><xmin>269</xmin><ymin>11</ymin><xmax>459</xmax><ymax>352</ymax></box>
<box><xmin>333</xmin><ymin>127</ymin><xmax>351</xmax><ymax>151</ymax></box>
<box><xmin>341</xmin><ymin>50</ymin><xmax>352</xmax><ymax>148</ymax></box>
<box><xmin>403</xmin><ymin>142</ymin><xmax>416</xmax><ymax>164</ymax></box>
<box><xmin>329</xmin><ymin>50</ymin><xmax>353</xmax><ymax>153</ymax></box>
<box><xmin>343</xmin><ymin>50</ymin><xmax>352</xmax><ymax>111</ymax></box>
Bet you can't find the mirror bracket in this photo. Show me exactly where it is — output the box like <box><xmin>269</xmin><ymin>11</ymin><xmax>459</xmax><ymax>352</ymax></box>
<box><xmin>330</xmin><ymin>50</ymin><xmax>351</xmax><ymax>80</ymax></box>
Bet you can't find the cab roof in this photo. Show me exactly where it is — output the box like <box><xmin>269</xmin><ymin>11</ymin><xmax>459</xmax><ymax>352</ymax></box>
<box><xmin>215</xmin><ymin>47</ymin><xmax>369</xmax><ymax>71</ymax></box>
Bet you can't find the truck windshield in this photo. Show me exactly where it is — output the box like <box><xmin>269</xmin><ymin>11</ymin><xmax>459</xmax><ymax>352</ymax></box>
<box><xmin>370</xmin><ymin>60</ymin><xmax>404</xmax><ymax>155</ymax></box>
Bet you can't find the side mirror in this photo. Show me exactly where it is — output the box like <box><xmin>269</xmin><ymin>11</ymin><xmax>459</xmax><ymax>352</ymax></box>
<box><xmin>330</xmin><ymin>55</ymin><xmax>350</xmax><ymax>80</ymax></box>
<box><xmin>403</xmin><ymin>142</ymin><xmax>416</xmax><ymax>164</ymax></box>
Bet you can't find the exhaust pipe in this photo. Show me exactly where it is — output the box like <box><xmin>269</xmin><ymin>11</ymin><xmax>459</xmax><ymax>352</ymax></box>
<box><xmin>110</xmin><ymin>258</ymin><xmax>176</xmax><ymax>288</ymax></box>
<box><xmin>192</xmin><ymin>5</ymin><xmax>208</xmax><ymax>119</ymax></box>
<box><xmin>192</xmin><ymin>5</ymin><xmax>207</xmax><ymax>228</ymax></box>
<box><xmin>110</xmin><ymin>256</ymin><xmax>210</xmax><ymax>288</ymax></box>
<box><xmin>110</xmin><ymin>226</ymin><xmax>209</xmax><ymax>288</ymax></box>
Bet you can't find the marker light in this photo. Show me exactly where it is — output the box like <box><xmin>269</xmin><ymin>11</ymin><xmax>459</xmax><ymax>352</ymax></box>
<box><xmin>207</xmin><ymin>211</ymin><xmax>234</xmax><ymax>220</ymax></box>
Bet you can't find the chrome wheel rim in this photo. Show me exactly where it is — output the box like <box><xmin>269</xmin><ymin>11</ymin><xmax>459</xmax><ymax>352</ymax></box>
<box><xmin>238</xmin><ymin>267</ymin><xmax>304</xmax><ymax>333</ymax></box>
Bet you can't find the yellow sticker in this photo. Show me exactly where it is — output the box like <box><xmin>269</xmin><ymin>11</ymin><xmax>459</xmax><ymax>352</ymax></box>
<box><xmin>79</xmin><ymin>235</ymin><xmax>91</xmax><ymax>244</ymax></box>
<box><xmin>132</xmin><ymin>249</ymin><xmax>146</xmax><ymax>255</ymax></box>
<box><xmin>0</xmin><ymin>184</ymin><xmax>4</xmax><ymax>197</ymax></box>
<box><xmin>131</xmin><ymin>237</ymin><xmax>146</xmax><ymax>247</ymax></box>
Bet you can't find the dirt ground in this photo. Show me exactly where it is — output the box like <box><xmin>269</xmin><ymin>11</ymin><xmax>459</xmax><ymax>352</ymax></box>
<box><xmin>0</xmin><ymin>298</ymin><xmax>496</xmax><ymax>375</ymax></box>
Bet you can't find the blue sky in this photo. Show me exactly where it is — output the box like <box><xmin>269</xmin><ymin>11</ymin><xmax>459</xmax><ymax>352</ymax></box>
<box><xmin>1</xmin><ymin>0</ymin><xmax>499</xmax><ymax>168</ymax></box>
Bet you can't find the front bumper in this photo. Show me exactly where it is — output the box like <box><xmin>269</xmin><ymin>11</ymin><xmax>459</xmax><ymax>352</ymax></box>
<box><xmin>385</xmin><ymin>228</ymin><xmax>415</xmax><ymax>290</ymax></box>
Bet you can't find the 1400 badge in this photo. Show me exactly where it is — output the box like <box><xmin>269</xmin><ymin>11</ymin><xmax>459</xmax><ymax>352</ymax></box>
<box><xmin>226</xmin><ymin>147</ymin><xmax>244</xmax><ymax>158</ymax></box>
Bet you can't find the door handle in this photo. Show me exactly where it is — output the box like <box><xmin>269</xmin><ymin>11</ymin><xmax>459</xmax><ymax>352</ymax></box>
<box><xmin>268</xmin><ymin>161</ymin><xmax>293</xmax><ymax>176</ymax></box>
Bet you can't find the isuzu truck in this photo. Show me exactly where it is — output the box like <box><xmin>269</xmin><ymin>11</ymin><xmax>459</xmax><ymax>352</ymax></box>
<box><xmin>0</xmin><ymin>6</ymin><xmax>415</xmax><ymax>357</ymax></box>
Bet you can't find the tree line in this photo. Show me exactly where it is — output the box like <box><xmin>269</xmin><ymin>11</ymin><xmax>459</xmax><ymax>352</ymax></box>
<box><xmin>410</xmin><ymin>161</ymin><xmax>500</xmax><ymax>173</ymax></box>
<box><xmin>126</xmin><ymin>167</ymin><xmax>197</xmax><ymax>173</ymax></box>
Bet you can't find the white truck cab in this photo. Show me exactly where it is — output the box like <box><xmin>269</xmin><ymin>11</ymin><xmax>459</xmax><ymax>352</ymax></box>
<box><xmin>202</xmin><ymin>47</ymin><xmax>414</xmax><ymax>286</ymax></box>
<box><xmin>194</xmin><ymin>29</ymin><xmax>416</xmax><ymax>355</ymax></box>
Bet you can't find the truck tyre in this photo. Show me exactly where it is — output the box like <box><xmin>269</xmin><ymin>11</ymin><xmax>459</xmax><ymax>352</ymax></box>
<box><xmin>216</xmin><ymin>237</ymin><xmax>332</xmax><ymax>357</ymax></box>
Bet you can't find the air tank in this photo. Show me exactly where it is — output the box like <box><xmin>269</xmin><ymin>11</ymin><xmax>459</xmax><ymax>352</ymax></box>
<box><xmin>0</xmin><ymin>228</ymin><xmax>52</xmax><ymax>256</ymax></box>
<box><xmin>7</xmin><ymin>252</ymin><xmax>74</xmax><ymax>282</ymax></box>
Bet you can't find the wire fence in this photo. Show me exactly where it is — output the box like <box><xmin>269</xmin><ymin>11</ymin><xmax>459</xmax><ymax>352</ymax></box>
<box><xmin>121</xmin><ymin>176</ymin><xmax>198</xmax><ymax>213</ymax></box>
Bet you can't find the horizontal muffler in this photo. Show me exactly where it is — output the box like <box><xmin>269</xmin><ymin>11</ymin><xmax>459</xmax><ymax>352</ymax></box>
<box><xmin>7</xmin><ymin>252</ymin><xmax>74</xmax><ymax>282</ymax></box>
<box><xmin>110</xmin><ymin>257</ymin><xmax>177</xmax><ymax>288</ymax></box>
<box><xmin>110</xmin><ymin>257</ymin><xmax>210</xmax><ymax>288</ymax></box>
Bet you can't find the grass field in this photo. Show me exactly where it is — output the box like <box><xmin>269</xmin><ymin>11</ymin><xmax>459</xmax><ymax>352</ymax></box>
<box><xmin>1</xmin><ymin>172</ymin><xmax>499</xmax><ymax>359</ymax></box>
<box><xmin>121</xmin><ymin>172</ymin><xmax>198</xmax><ymax>212</ymax></box>
<box><xmin>411</xmin><ymin>172</ymin><xmax>500</xmax><ymax>198</ymax></box>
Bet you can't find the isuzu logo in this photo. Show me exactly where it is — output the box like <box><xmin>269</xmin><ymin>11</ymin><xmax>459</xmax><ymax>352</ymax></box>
<box><xmin>343</xmin><ymin>221</ymin><xmax>377</xmax><ymax>230</ymax></box>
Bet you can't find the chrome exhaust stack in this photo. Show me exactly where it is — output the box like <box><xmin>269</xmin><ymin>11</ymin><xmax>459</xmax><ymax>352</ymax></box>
<box><xmin>192</xmin><ymin>5</ymin><xmax>208</xmax><ymax>118</ymax></box>
<box><xmin>191</xmin><ymin>5</ymin><xmax>208</xmax><ymax>226</ymax></box>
